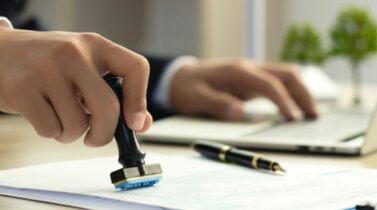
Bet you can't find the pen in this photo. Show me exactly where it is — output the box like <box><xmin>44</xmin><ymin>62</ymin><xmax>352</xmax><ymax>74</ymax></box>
<box><xmin>192</xmin><ymin>141</ymin><xmax>286</xmax><ymax>173</ymax></box>
<box><xmin>344</xmin><ymin>202</ymin><xmax>376</xmax><ymax>210</ymax></box>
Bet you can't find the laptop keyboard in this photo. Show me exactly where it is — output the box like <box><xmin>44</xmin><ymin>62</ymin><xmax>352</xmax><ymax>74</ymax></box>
<box><xmin>245</xmin><ymin>111</ymin><xmax>371</xmax><ymax>142</ymax></box>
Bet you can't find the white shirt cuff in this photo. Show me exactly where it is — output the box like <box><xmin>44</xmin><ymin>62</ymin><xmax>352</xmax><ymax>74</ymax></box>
<box><xmin>153</xmin><ymin>55</ymin><xmax>199</xmax><ymax>111</ymax></box>
<box><xmin>0</xmin><ymin>17</ymin><xmax>13</xmax><ymax>28</ymax></box>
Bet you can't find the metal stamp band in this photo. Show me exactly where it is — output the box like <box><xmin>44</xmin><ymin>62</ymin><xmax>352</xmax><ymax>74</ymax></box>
<box><xmin>219</xmin><ymin>145</ymin><xmax>232</xmax><ymax>161</ymax></box>
<box><xmin>251</xmin><ymin>154</ymin><xmax>263</xmax><ymax>169</ymax></box>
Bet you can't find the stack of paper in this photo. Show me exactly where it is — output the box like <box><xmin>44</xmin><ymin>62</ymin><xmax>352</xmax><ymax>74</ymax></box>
<box><xmin>1</xmin><ymin>153</ymin><xmax>377</xmax><ymax>210</ymax></box>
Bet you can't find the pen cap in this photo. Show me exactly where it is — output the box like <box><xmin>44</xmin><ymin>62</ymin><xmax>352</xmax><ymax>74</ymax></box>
<box><xmin>192</xmin><ymin>141</ymin><xmax>231</xmax><ymax>161</ymax></box>
<box><xmin>104</xmin><ymin>74</ymin><xmax>145</xmax><ymax>168</ymax></box>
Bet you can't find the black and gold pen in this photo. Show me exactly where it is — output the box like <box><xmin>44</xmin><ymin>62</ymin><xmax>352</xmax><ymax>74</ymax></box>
<box><xmin>192</xmin><ymin>141</ymin><xmax>286</xmax><ymax>173</ymax></box>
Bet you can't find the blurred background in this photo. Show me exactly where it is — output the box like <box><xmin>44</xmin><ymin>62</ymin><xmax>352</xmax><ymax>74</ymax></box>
<box><xmin>22</xmin><ymin>0</ymin><xmax>377</xmax><ymax>85</ymax></box>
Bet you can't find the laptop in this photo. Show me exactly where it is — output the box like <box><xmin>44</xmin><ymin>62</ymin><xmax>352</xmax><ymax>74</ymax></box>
<box><xmin>139</xmin><ymin>101</ymin><xmax>377</xmax><ymax>156</ymax></box>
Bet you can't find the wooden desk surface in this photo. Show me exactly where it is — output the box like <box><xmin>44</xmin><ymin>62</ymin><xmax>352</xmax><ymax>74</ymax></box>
<box><xmin>1</xmin><ymin>115</ymin><xmax>377</xmax><ymax>210</ymax></box>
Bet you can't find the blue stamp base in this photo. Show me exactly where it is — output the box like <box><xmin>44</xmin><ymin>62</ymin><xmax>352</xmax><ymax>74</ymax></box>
<box><xmin>115</xmin><ymin>176</ymin><xmax>161</xmax><ymax>191</ymax></box>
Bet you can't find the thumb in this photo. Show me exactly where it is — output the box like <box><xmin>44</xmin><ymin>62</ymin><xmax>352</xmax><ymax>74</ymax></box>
<box><xmin>198</xmin><ymin>86</ymin><xmax>245</xmax><ymax>121</ymax></box>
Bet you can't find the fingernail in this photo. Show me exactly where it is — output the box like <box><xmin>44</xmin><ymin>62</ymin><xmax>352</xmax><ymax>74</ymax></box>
<box><xmin>291</xmin><ymin>109</ymin><xmax>303</xmax><ymax>121</ymax></box>
<box><xmin>130</xmin><ymin>111</ymin><xmax>145</xmax><ymax>131</ymax></box>
<box><xmin>226</xmin><ymin>103</ymin><xmax>243</xmax><ymax>121</ymax></box>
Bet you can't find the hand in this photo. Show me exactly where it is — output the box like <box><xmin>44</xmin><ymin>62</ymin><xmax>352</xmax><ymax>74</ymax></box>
<box><xmin>170</xmin><ymin>59</ymin><xmax>318</xmax><ymax>121</ymax></box>
<box><xmin>0</xmin><ymin>28</ymin><xmax>153</xmax><ymax>146</ymax></box>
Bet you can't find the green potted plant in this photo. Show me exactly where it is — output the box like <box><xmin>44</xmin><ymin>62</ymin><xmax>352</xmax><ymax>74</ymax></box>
<box><xmin>281</xmin><ymin>22</ymin><xmax>327</xmax><ymax>65</ymax></box>
<box><xmin>330</xmin><ymin>6</ymin><xmax>377</xmax><ymax>106</ymax></box>
<box><xmin>280</xmin><ymin>22</ymin><xmax>338</xmax><ymax>102</ymax></box>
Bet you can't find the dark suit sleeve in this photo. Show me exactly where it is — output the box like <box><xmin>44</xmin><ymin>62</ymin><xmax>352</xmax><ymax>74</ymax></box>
<box><xmin>0</xmin><ymin>0</ymin><xmax>43</xmax><ymax>30</ymax></box>
<box><xmin>145</xmin><ymin>56</ymin><xmax>176</xmax><ymax>120</ymax></box>
<box><xmin>0</xmin><ymin>0</ymin><xmax>27</xmax><ymax>21</ymax></box>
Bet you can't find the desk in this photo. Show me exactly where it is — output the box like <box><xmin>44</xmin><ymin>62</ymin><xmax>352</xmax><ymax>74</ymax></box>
<box><xmin>1</xmin><ymin>115</ymin><xmax>377</xmax><ymax>210</ymax></box>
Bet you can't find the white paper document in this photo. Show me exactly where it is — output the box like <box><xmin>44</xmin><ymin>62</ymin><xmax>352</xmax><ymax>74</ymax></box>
<box><xmin>1</xmin><ymin>153</ymin><xmax>377</xmax><ymax>210</ymax></box>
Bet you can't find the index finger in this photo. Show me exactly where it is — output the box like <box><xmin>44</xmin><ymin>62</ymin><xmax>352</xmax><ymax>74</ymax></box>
<box><xmin>94</xmin><ymin>36</ymin><xmax>151</xmax><ymax>131</ymax></box>
<box><xmin>233</xmin><ymin>67</ymin><xmax>303</xmax><ymax>120</ymax></box>
<box><xmin>261</xmin><ymin>64</ymin><xmax>318</xmax><ymax>118</ymax></box>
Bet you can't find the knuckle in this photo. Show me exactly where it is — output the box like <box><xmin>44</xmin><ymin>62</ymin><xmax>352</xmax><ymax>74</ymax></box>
<box><xmin>79</xmin><ymin>32</ymin><xmax>105</xmax><ymax>43</ymax></box>
<box><xmin>134</xmin><ymin>55</ymin><xmax>150</xmax><ymax>76</ymax></box>
<box><xmin>229</xmin><ymin>59</ymin><xmax>252</xmax><ymax>71</ymax></box>
<box><xmin>55</xmin><ymin>38</ymin><xmax>82</xmax><ymax>58</ymax></box>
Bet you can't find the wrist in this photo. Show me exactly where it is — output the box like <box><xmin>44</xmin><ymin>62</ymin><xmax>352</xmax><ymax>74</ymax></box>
<box><xmin>153</xmin><ymin>56</ymin><xmax>199</xmax><ymax>111</ymax></box>
<box><xmin>170</xmin><ymin>62</ymin><xmax>199</xmax><ymax>111</ymax></box>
